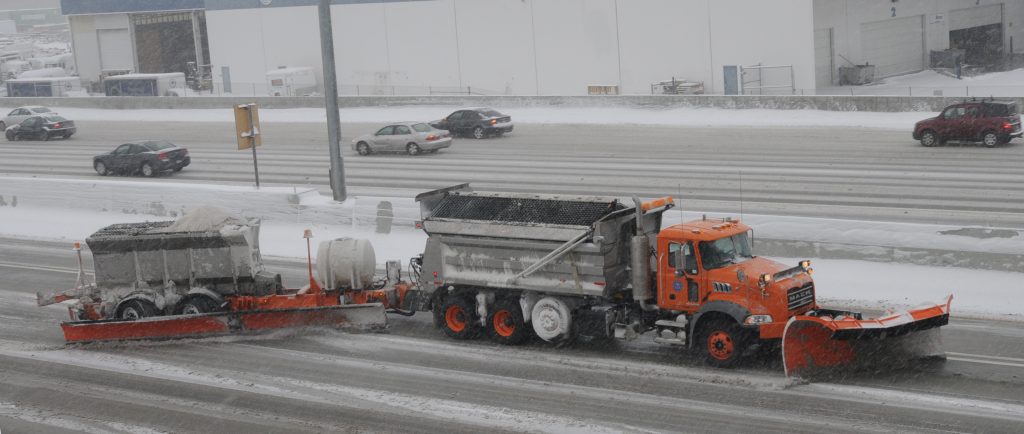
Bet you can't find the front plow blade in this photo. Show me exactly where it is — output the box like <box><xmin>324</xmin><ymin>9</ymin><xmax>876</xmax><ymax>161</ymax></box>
<box><xmin>783</xmin><ymin>296</ymin><xmax>952</xmax><ymax>378</ymax></box>
<box><xmin>60</xmin><ymin>303</ymin><xmax>387</xmax><ymax>344</ymax></box>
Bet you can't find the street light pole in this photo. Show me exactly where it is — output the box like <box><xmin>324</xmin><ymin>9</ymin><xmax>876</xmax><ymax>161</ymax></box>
<box><xmin>318</xmin><ymin>0</ymin><xmax>346</xmax><ymax>202</ymax></box>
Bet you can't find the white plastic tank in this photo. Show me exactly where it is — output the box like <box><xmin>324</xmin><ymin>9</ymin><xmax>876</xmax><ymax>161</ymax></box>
<box><xmin>316</xmin><ymin>238</ymin><xmax>376</xmax><ymax>290</ymax></box>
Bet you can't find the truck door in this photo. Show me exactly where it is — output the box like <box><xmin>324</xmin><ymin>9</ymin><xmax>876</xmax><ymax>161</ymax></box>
<box><xmin>658</xmin><ymin>240</ymin><xmax>702</xmax><ymax>311</ymax></box>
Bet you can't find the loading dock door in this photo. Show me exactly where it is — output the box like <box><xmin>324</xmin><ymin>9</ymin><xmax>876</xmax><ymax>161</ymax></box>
<box><xmin>97</xmin><ymin>29</ymin><xmax>133</xmax><ymax>71</ymax></box>
<box><xmin>950</xmin><ymin>4</ymin><xmax>1003</xmax><ymax>66</ymax></box>
<box><xmin>814</xmin><ymin>28</ymin><xmax>834</xmax><ymax>87</ymax></box>
<box><xmin>860</xmin><ymin>16</ymin><xmax>924</xmax><ymax>78</ymax></box>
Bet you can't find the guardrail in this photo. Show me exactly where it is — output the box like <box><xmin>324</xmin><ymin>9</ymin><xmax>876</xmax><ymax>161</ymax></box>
<box><xmin>2</xmin><ymin>94</ymin><xmax>1023</xmax><ymax>112</ymax></box>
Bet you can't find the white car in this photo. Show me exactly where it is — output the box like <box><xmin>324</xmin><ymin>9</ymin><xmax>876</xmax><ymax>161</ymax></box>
<box><xmin>1</xmin><ymin>106</ymin><xmax>55</xmax><ymax>131</ymax></box>
<box><xmin>351</xmin><ymin>122</ymin><xmax>452</xmax><ymax>156</ymax></box>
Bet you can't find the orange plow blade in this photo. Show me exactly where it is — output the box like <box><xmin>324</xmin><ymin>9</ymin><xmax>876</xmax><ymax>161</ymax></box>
<box><xmin>60</xmin><ymin>303</ymin><xmax>387</xmax><ymax>344</ymax></box>
<box><xmin>782</xmin><ymin>296</ymin><xmax>952</xmax><ymax>377</ymax></box>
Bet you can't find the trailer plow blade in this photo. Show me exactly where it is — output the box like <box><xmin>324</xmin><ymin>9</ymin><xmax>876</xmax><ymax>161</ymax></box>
<box><xmin>60</xmin><ymin>303</ymin><xmax>387</xmax><ymax>344</ymax></box>
<box><xmin>782</xmin><ymin>296</ymin><xmax>952</xmax><ymax>378</ymax></box>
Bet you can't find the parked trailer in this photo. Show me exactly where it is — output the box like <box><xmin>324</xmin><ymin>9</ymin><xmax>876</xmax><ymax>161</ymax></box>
<box><xmin>5</xmin><ymin>76</ymin><xmax>81</xmax><ymax>97</ymax></box>
<box><xmin>103</xmin><ymin>72</ymin><xmax>186</xmax><ymax>96</ymax></box>
<box><xmin>266</xmin><ymin>66</ymin><xmax>318</xmax><ymax>96</ymax></box>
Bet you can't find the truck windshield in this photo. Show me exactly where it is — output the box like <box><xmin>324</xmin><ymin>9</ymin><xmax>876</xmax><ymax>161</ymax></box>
<box><xmin>698</xmin><ymin>232</ymin><xmax>753</xmax><ymax>270</ymax></box>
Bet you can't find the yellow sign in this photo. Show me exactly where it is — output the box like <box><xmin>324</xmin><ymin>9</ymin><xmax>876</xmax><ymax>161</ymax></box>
<box><xmin>234</xmin><ymin>103</ymin><xmax>262</xmax><ymax>150</ymax></box>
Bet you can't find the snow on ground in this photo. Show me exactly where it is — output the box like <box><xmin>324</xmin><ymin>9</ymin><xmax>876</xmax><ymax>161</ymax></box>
<box><xmin>1</xmin><ymin>182</ymin><xmax>1021</xmax><ymax>319</ymax></box>
<box><xmin>3</xmin><ymin>105</ymin><xmax>933</xmax><ymax>130</ymax></box>
<box><xmin>854</xmin><ymin>68</ymin><xmax>1024</xmax><ymax>97</ymax></box>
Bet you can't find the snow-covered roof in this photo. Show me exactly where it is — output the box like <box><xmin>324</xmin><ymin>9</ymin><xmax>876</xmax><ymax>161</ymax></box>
<box><xmin>104</xmin><ymin>72</ymin><xmax>185</xmax><ymax>80</ymax></box>
<box><xmin>266</xmin><ymin>66</ymin><xmax>314</xmax><ymax>77</ymax></box>
<box><xmin>6</xmin><ymin>76</ymin><xmax>79</xmax><ymax>83</ymax></box>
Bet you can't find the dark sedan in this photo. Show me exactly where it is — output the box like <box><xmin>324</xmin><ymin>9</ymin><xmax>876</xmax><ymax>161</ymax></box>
<box><xmin>431</xmin><ymin>108</ymin><xmax>513</xmax><ymax>139</ymax></box>
<box><xmin>5</xmin><ymin>115</ymin><xmax>76</xmax><ymax>141</ymax></box>
<box><xmin>93</xmin><ymin>140</ymin><xmax>190</xmax><ymax>177</ymax></box>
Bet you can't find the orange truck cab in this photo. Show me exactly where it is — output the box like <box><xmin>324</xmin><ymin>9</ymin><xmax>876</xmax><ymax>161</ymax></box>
<box><xmin>654</xmin><ymin>218</ymin><xmax>816</xmax><ymax>366</ymax></box>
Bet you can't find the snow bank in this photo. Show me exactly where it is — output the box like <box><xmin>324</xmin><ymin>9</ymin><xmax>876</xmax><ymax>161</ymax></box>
<box><xmin>0</xmin><ymin>105</ymin><xmax>932</xmax><ymax>130</ymax></box>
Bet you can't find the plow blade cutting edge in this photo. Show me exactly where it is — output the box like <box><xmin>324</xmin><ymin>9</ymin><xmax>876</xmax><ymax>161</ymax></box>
<box><xmin>59</xmin><ymin>303</ymin><xmax>387</xmax><ymax>343</ymax></box>
<box><xmin>782</xmin><ymin>296</ymin><xmax>952</xmax><ymax>377</ymax></box>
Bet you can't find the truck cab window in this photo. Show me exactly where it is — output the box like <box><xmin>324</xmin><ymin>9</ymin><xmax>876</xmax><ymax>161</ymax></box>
<box><xmin>668</xmin><ymin>242</ymin><xmax>698</xmax><ymax>275</ymax></box>
<box><xmin>698</xmin><ymin>233</ymin><xmax>753</xmax><ymax>270</ymax></box>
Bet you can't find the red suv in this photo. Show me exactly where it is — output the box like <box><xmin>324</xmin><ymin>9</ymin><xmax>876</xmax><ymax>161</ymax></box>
<box><xmin>913</xmin><ymin>101</ymin><xmax>1021</xmax><ymax>147</ymax></box>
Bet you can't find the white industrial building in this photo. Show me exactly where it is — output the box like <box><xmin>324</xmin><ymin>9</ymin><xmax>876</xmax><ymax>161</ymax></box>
<box><xmin>61</xmin><ymin>0</ymin><xmax>1024</xmax><ymax>95</ymax></box>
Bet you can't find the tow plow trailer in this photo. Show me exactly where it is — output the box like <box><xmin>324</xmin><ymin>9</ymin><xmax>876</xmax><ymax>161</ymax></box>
<box><xmin>52</xmin><ymin>294</ymin><xmax>386</xmax><ymax>344</ymax></box>
<box><xmin>38</xmin><ymin>210</ymin><xmax>386</xmax><ymax>344</ymax></box>
<box><xmin>782</xmin><ymin>296</ymin><xmax>952</xmax><ymax>377</ymax></box>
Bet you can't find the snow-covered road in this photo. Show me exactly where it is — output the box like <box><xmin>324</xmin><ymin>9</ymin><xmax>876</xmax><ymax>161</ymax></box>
<box><xmin>2</xmin><ymin>238</ymin><xmax>1023</xmax><ymax>434</ymax></box>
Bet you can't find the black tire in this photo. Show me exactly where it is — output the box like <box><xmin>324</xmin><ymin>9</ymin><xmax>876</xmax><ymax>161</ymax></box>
<box><xmin>487</xmin><ymin>299</ymin><xmax>530</xmax><ymax>345</ymax></box>
<box><xmin>437</xmin><ymin>296</ymin><xmax>479</xmax><ymax>340</ymax></box>
<box><xmin>117</xmin><ymin>299</ymin><xmax>158</xmax><ymax>321</ymax></box>
<box><xmin>472</xmin><ymin>126</ymin><xmax>486</xmax><ymax>139</ymax></box>
<box><xmin>698</xmin><ymin>317</ymin><xmax>750</xmax><ymax>368</ymax></box>
<box><xmin>982</xmin><ymin>130</ymin><xmax>999</xmax><ymax>148</ymax></box>
<box><xmin>5</xmin><ymin>131</ymin><xmax>14</xmax><ymax>141</ymax></box>
<box><xmin>406</xmin><ymin>142</ymin><xmax>421</xmax><ymax>155</ymax></box>
<box><xmin>140</xmin><ymin>162</ymin><xmax>155</xmax><ymax>177</ymax></box>
<box><xmin>919</xmin><ymin>130</ymin><xmax>939</xmax><ymax>147</ymax></box>
<box><xmin>356</xmin><ymin>142</ymin><xmax>371</xmax><ymax>156</ymax></box>
<box><xmin>94</xmin><ymin>161</ymin><xmax>108</xmax><ymax>176</ymax></box>
<box><xmin>39</xmin><ymin>131</ymin><xmax>49</xmax><ymax>141</ymax></box>
<box><xmin>177</xmin><ymin>296</ymin><xmax>220</xmax><ymax>315</ymax></box>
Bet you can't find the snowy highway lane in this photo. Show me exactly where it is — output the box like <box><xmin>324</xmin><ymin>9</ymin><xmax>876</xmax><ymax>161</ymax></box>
<box><xmin>1</xmin><ymin>120</ymin><xmax>1023</xmax><ymax>226</ymax></box>
<box><xmin>1</xmin><ymin>238</ymin><xmax>1023</xmax><ymax>434</ymax></box>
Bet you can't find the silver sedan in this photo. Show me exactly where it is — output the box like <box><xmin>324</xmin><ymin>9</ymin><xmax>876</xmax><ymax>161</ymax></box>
<box><xmin>351</xmin><ymin>122</ymin><xmax>452</xmax><ymax>156</ymax></box>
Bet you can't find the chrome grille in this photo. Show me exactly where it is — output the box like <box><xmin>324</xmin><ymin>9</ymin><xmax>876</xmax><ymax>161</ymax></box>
<box><xmin>787</xmin><ymin>283</ymin><xmax>814</xmax><ymax>311</ymax></box>
<box><xmin>712</xmin><ymin>282</ymin><xmax>732</xmax><ymax>293</ymax></box>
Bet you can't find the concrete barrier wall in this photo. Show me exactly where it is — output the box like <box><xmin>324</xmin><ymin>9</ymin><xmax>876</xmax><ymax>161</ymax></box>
<box><xmin>4</xmin><ymin>95</ymin><xmax>1022</xmax><ymax>112</ymax></box>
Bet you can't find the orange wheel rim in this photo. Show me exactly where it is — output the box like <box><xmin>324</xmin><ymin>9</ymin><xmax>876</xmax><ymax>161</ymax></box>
<box><xmin>707</xmin><ymin>330</ymin><xmax>734</xmax><ymax>360</ymax></box>
<box><xmin>492</xmin><ymin>310</ymin><xmax>515</xmax><ymax>337</ymax></box>
<box><xmin>445</xmin><ymin>305</ymin><xmax>467</xmax><ymax>332</ymax></box>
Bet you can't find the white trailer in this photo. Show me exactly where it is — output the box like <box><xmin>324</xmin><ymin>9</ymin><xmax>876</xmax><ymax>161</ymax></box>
<box><xmin>103</xmin><ymin>72</ymin><xmax>186</xmax><ymax>97</ymax></box>
<box><xmin>266</xmin><ymin>66</ymin><xmax>318</xmax><ymax>96</ymax></box>
<box><xmin>5</xmin><ymin>76</ymin><xmax>82</xmax><ymax>97</ymax></box>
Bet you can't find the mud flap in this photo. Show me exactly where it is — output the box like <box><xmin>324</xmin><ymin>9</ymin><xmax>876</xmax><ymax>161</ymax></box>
<box><xmin>60</xmin><ymin>303</ymin><xmax>387</xmax><ymax>344</ymax></box>
<box><xmin>782</xmin><ymin>296</ymin><xmax>952</xmax><ymax>378</ymax></box>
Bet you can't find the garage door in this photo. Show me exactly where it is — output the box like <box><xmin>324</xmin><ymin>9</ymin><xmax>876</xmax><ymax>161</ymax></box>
<box><xmin>950</xmin><ymin>4</ymin><xmax>1002</xmax><ymax>31</ymax></box>
<box><xmin>814</xmin><ymin>28</ymin><xmax>833</xmax><ymax>87</ymax></box>
<box><xmin>860</xmin><ymin>15</ymin><xmax>924</xmax><ymax>78</ymax></box>
<box><xmin>97</xmin><ymin>28</ymin><xmax>132</xmax><ymax>71</ymax></box>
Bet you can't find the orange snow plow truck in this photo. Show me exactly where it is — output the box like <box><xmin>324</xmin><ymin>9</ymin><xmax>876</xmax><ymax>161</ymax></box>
<box><xmin>39</xmin><ymin>186</ymin><xmax>952</xmax><ymax>377</ymax></box>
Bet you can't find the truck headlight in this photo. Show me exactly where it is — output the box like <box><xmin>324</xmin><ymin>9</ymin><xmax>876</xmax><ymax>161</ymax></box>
<box><xmin>744</xmin><ymin>315</ymin><xmax>773</xmax><ymax>325</ymax></box>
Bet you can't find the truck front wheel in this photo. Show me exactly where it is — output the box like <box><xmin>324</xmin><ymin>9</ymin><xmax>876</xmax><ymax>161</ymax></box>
<box><xmin>699</xmin><ymin>318</ymin><xmax>750</xmax><ymax>368</ymax></box>
<box><xmin>488</xmin><ymin>299</ymin><xmax>530</xmax><ymax>345</ymax></box>
<box><xmin>438</xmin><ymin>296</ymin><xmax>479</xmax><ymax>340</ymax></box>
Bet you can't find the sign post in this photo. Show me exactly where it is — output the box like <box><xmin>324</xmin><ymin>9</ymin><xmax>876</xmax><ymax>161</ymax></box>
<box><xmin>234</xmin><ymin>103</ymin><xmax>262</xmax><ymax>188</ymax></box>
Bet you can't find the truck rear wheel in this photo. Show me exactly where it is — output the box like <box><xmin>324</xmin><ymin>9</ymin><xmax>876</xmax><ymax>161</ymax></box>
<box><xmin>699</xmin><ymin>318</ymin><xmax>749</xmax><ymax>368</ymax></box>
<box><xmin>488</xmin><ymin>299</ymin><xmax>530</xmax><ymax>345</ymax></box>
<box><xmin>117</xmin><ymin>299</ymin><xmax>158</xmax><ymax>321</ymax></box>
<box><xmin>177</xmin><ymin>296</ymin><xmax>220</xmax><ymax>315</ymax></box>
<box><xmin>438</xmin><ymin>296</ymin><xmax>479</xmax><ymax>340</ymax></box>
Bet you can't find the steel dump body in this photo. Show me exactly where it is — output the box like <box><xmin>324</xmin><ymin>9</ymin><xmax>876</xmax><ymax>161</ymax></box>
<box><xmin>86</xmin><ymin>220</ymin><xmax>276</xmax><ymax>296</ymax></box>
<box><xmin>416</xmin><ymin>187</ymin><xmax>659</xmax><ymax>299</ymax></box>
